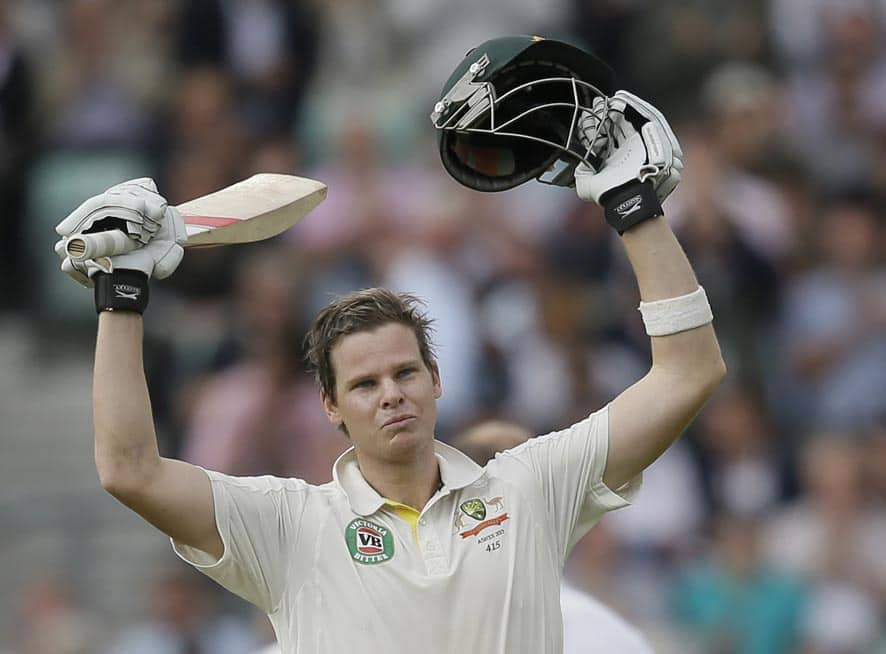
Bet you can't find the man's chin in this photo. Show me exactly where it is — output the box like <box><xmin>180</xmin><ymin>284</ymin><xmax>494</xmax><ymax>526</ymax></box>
<box><xmin>385</xmin><ymin>427</ymin><xmax>433</xmax><ymax>458</ymax></box>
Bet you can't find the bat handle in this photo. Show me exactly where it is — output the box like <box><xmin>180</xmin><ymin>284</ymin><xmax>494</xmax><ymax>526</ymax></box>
<box><xmin>65</xmin><ymin>230</ymin><xmax>138</xmax><ymax>261</ymax></box>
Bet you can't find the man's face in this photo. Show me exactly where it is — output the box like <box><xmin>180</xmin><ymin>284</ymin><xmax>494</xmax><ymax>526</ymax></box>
<box><xmin>322</xmin><ymin>322</ymin><xmax>442</xmax><ymax>464</ymax></box>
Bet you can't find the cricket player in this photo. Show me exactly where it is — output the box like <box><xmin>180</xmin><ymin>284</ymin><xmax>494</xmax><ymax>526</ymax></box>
<box><xmin>54</xmin><ymin>36</ymin><xmax>725</xmax><ymax>654</ymax></box>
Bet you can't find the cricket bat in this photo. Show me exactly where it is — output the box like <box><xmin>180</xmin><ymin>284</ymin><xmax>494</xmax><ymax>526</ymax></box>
<box><xmin>64</xmin><ymin>173</ymin><xmax>327</xmax><ymax>261</ymax></box>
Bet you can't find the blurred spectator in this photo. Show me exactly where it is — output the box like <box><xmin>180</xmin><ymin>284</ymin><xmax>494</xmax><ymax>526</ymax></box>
<box><xmin>664</xmin><ymin>127</ymin><xmax>785</xmax><ymax>382</ymax></box>
<box><xmin>861</xmin><ymin>425</ymin><xmax>886</xmax><ymax>505</ymax></box>
<box><xmin>175</xmin><ymin>0</ymin><xmax>320</xmax><ymax>138</ymax></box>
<box><xmin>563</xmin><ymin>519</ymin><xmax>635</xmax><ymax>617</ymax></box>
<box><xmin>667</xmin><ymin>124</ymin><xmax>793</xmax><ymax>262</ymax></box>
<box><xmin>540</xmin><ymin>201</ymin><xmax>619</xmax><ymax>404</ymax></box>
<box><xmin>799</xmin><ymin>579</ymin><xmax>881</xmax><ymax>654</ymax></box>
<box><xmin>311</xmin><ymin>0</ymin><xmax>398</xmax><ymax>92</ymax></box>
<box><xmin>762</xmin><ymin>437</ymin><xmax>886</xmax><ymax>601</ymax></box>
<box><xmin>700</xmin><ymin>62</ymin><xmax>795</xmax><ymax>177</ymax></box>
<box><xmin>181</xmin><ymin>247</ymin><xmax>347</xmax><ymax>482</ymax></box>
<box><xmin>477</xmin><ymin>273</ymin><xmax>579</xmax><ymax>434</ymax></box>
<box><xmin>772</xmin><ymin>196</ymin><xmax>886</xmax><ymax>431</ymax></box>
<box><xmin>109</xmin><ymin>2</ymin><xmax>181</xmax><ymax>113</ymax></box>
<box><xmin>161</xmin><ymin>66</ymin><xmax>245</xmax><ymax>187</ymax></box>
<box><xmin>301</xmin><ymin>0</ymin><xmax>574</xmax><ymax>165</ymax></box>
<box><xmin>602</xmin><ymin>440</ymin><xmax>706</xmax><ymax>620</ymax></box>
<box><xmin>543</xmin><ymin>201</ymin><xmax>614</xmax><ymax>290</ymax></box>
<box><xmin>318</xmin><ymin>0</ymin><xmax>570</xmax><ymax>99</ymax></box>
<box><xmin>243</xmin><ymin>133</ymin><xmax>303</xmax><ymax>177</ymax></box>
<box><xmin>693</xmin><ymin>386</ymin><xmax>789</xmax><ymax>517</ymax></box>
<box><xmin>761</xmin><ymin>434</ymin><xmax>886</xmax><ymax>654</ymax></box>
<box><xmin>623</xmin><ymin>1</ymin><xmax>769</xmax><ymax>120</ymax></box>
<box><xmin>569</xmin><ymin>0</ymin><xmax>645</xmax><ymax>90</ymax></box>
<box><xmin>769</xmin><ymin>0</ymin><xmax>838</xmax><ymax>70</ymax></box>
<box><xmin>672</xmin><ymin>513</ymin><xmax>806</xmax><ymax>654</ymax></box>
<box><xmin>0</xmin><ymin>0</ymin><xmax>34</xmax><ymax>311</ymax></box>
<box><xmin>9</xmin><ymin>579</ymin><xmax>101</xmax><ymax>654</ymax></box>
<box><xmin>35</xmin><ymin>0</ymin><xmax>154</xmax><ymax>149</ymax></box>
<box><xmin>248</xmin><ymin>616</ymin><xmax>279</xmax><ymax>654</ymax></box>
<box><xmin>252</xmin><ymin>646</ymin><xmax>279</xmax><ymax>654</ymax></box>
<box><xmin>292</xmin><ymin>119</ymin><xmax>438</xmax><ymax>264</ymax></box>
<box><xmin>781</xmin><ymin>2</ymin><xmax>886</xmax><ymax>193</ymax></box>
<box><xmin>104</xmin><ymin>567</ymin><xmax>259</xmax><ymax>654</ymax></box>
<box><xmin>290</xmin><ymin>118</ymin><xmax>400</xmax><ymax>298</ymax></box>
<box><xmin>149</xmin><ymin>68</ymin><xmax>247</xmax><ymax>309</ymax></box>
<box><xmin>155</xmin><ymin>143</ymin><xmax>241</xmax><ymax>305</ymax></box>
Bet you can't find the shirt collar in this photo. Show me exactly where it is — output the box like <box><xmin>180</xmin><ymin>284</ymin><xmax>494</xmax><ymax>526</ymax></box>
<box><xmin>332</xmin><ymin>440</ymin><xmax>485</xmax><ymax>516</ymax></box>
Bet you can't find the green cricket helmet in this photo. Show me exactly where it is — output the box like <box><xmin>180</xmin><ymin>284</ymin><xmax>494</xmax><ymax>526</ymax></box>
<box><xmin>430</xmin><ymin>35</ymin><xmax>616</xmax><ymax>192</ymax></box>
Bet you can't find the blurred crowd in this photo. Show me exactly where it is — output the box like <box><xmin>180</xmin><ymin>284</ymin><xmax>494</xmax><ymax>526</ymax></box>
<box><xmin>2</xmin><ymin>0</ymin><xmax>886</xmax><ymax>652</ymax></box>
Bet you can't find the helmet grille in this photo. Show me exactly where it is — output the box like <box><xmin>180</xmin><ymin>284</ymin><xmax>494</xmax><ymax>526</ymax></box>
<box><xmin>441</xmin><ymin>59</ymin><xmax>600</xmax><ymax>192</ymax></box>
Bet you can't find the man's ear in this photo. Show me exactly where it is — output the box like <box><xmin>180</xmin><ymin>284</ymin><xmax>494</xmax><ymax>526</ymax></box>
<box><xmin>431</xmin><ymin>363</ymin><xmax>443</xmax><ymax>400</ymax></box>
<box><xmin>322</xmin><ymin>391</ymin><xmax>343</xmax><ymax>429</ymax></box>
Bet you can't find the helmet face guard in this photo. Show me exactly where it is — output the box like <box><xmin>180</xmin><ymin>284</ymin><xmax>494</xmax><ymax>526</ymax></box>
<box><xmin>431</xmin><ymin>36</ymin><xmax>616</xmax><ymax>192</ymax></box>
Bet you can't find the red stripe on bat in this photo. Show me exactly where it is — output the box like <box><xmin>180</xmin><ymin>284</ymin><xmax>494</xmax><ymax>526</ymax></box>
<box><xmin>181</xmin><ymin>215</ymin><xmax>240</xmax><ymax>228</ymax></box>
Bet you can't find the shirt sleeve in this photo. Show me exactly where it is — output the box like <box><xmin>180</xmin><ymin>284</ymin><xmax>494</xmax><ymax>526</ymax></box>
<box><xmin>171</xmin><ymin>468</ymin><xmax>310</xmax><ymax>614</ymax></box>
<box><xmin>487</xmin><ymin>405</ymin><xmax>641</xmax><ymax>564</ymax></box>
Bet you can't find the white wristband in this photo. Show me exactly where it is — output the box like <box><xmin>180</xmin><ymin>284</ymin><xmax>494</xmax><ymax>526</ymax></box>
<box><xmin>638</xmin><ymin>286</ymin><xmax>713</xmax><ymax>336</ymax></box>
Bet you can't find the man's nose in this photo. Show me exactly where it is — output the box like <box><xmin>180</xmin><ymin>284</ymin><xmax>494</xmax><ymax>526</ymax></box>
<box><xmin>380</xmin><ymin>378</ymin><xmax>405</xmax><ymax>408</ymax></box>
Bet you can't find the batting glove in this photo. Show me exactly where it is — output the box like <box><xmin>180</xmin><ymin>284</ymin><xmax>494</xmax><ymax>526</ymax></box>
<box><xmin>54</xmin><ymin>179</ymin><xmax>186</xmax><ymax>288</ymax></box>
<box><xmin>575</xmin><ymin>91</ymin><xmax>684</xmax><ymax>234</ymax></box>
<box><xmin>55</xmin><ymin>177</ymin><xmax>169</xmax><ymax>244</ymax></box>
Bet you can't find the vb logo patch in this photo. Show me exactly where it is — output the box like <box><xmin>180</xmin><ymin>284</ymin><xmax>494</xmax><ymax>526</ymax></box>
<box><xmin>345</xmin><ymin>519</ymin><xmax>394</xmax><ymax>565</ymax></box>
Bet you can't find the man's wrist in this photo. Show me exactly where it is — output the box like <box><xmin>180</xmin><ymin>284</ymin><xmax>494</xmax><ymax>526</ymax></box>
<box><xmin>93</xmin><ymin>270</ymin><xmax>150</xmax><ymax>314</ymax></box>
<box><xmin>600</xmin><ymin>180</ymin><xmax>663</xmax><ymax>235</ymax></box>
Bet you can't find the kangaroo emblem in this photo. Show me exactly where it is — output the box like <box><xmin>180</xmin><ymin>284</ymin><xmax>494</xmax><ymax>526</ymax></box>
<box><xmin>453</xmin><ymin>511</ymin><xmax>466</xmax><ymax>531</ymax></box>
<box><xmin>485</xmin><ymin>496</ymin><xmax>504</xmax><ymax>512</ymax></box>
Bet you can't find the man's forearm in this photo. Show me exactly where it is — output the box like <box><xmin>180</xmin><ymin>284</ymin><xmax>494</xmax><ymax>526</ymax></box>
<box><xmin>620</xmin><ymin>216</ymin><xmax>699</xmax><ymax>302</ymax></box>
<box><xmin>620</xmin><ymin>216</ymin><xmax>724</xmax><ymax>378</ymax></box>
<box><xmin>602</xmin><ymin>216</ymin><xmax>725</xmax><ymax>489</ymax></box>
<box><xmin>93</xmin><ymin>312</ymin><xmax>161</xmax><ymax>491</ymax></box>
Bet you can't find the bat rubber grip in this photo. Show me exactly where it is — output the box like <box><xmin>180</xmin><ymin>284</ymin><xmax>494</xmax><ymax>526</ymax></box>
<box><xmin>66</xmin><ymin>230</ymin><xmax>138</xmax><ymax>261</ymax></box>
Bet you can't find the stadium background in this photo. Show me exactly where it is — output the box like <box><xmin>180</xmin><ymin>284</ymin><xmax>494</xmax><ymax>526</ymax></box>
<box><xmin>1</xmin><ymin>0</ymin><xmax>885</xmax><ymax>652</ymax></box>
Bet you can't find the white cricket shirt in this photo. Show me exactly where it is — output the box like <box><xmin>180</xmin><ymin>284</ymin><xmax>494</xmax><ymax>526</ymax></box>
<box><xmin>173</xmin><ymin>406</ymin><xmax>640</xmax><ymax>653</ymax></box>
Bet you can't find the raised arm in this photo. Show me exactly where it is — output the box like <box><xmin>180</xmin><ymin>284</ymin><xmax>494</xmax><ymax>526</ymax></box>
<box><xmin>55</xmin><ymin>179</ymin><xmax>222</xmax><ymax>558</ymax></box>
<box><xmin>575</xmin><ymin>92</ymin><xmax>726</xmax><ymax>490</ymax></box>
<box><xmin>94</xmin><ymin>312</ymin><xmax>222</xmax><ymax>558</ymax></box>
<box><xmin>605</xmin><ymin>218</ymin><xmax>725</xmax><ymax>489</ymax></box>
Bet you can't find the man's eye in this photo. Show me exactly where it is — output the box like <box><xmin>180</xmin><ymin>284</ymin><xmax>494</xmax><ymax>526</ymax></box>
<box><xmin>398</xmin><ymin>368</ymin><xmax>416</xmax><ymax>378</ymax></box>
<box><xmin>355</xmin><ymin>380</ymin><xmax>374</xmax><ymax>389</ymax></box>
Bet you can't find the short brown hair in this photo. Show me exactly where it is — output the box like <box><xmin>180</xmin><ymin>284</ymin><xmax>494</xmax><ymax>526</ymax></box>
<box><xmin>304</xmin><ymin>288</ymin><xmax>437</xmax><ymax>403</ymax></box>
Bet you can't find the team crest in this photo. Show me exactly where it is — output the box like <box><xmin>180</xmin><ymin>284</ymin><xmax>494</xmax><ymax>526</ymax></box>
<box><xmin>460</xmin><ymin>498</ymin><xmax>486</xmax><ymax>521</ymax></box>
<box><xmin>345</xmin><ymin>519</ymin><xmax>394</xmax><ymax>565</ymax></box>
<box><xmin>455</xmin><ymin>495</ymin><xmax>510</xmax><ymax>540</ymax></box>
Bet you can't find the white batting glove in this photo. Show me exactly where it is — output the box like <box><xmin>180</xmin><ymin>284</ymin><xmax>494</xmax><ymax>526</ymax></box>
<box><xmin>54</xmin><ymin>181</ymin><xmax>187</xmax><ymax>288</ymax></box>
<box><xmin>575</xmin><ymin>91</ymin><xmax>684</xmax><ymax>234</ymax></box>
<box><xmin>55</xmin><ymin>178</ymin><xmax>170</xmax><ymax>245</ymax></box>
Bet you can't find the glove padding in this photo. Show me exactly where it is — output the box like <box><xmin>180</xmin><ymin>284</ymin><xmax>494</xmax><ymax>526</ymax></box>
<box><xmin>55</xmin><ymin>178</ymin><xmax>170</xmax><ymax>245</ymax></box>
<box><xmin>575</xmin><ymin>91</ymin><xmax>684</xmax><ymax>233</ymax></box>
<box><xmin>54</xmin><ymin>181</ymin><xmax>187</xmax><ymax>288</ymax></box>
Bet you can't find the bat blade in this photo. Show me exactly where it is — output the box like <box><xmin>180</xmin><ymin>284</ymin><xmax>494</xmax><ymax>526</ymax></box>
<box><xmin>177</xmin><ymin>173</ymin><xmax>327</xmax><ymax>247</ymax></box>
<box><xmin>64</xmin><ymin>174</ymin><xmax>326</xmax><ymax>261</ymax></box>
